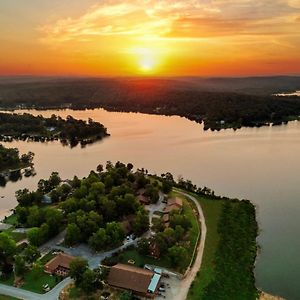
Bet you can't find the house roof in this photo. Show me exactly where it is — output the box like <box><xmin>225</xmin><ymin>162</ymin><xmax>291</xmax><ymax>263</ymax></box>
<box><xmin>137</xmin><ymin>194</ymin><xmax>150</xmax><ymax>204</ymax></box>
<box><xmin>108</xmin><ymin>263</ymin><xmax>155</xmax><ymax>294</ymax></box>
<box><xmin>162</xmin><ymin>214</ymin><xmax>169</xmax><ymax>223</ymax></box>
<box><xmin>167</xmin><ymin>197</ymin><xmax>183</xmax><ymax>207</ymax></box>
<box><xmin>44</xmin><ymin>253</ymin><xmax>76</xmax><ymax>273</ymax></box>
<box><xmin>164</xmin><ymin>204</ymin><xmax>181</xmax><ymax>213</ymax></box>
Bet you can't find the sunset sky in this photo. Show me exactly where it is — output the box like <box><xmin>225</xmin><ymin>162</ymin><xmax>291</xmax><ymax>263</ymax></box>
<box><xmin>1</xmin><ymin>0</ymin><xmax>300</xmax><ymax>76</ymax></box>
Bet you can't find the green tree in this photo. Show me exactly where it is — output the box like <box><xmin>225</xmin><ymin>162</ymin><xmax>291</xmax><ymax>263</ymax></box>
<box><xmin>23</xmin><ymin>245</ymin><xmax>40</xmax><ymax>263</ymax></box>
<box><xmin>45</xmin><ymin>208</ymin><xmax>63</xmax><ymax>236</ymax></box>
<box><xmin>27</xmin><ymin>228</ymin><xmax>41</xmax><ymax>247</ymax></box>
<box><xmin>167</xmin><ymin>246</ymin><xmax>188</xmax><ymax>267</ymax></box>
<box><xmin>80</xmin><ymin>269</ymin><xmax>98</xmax><ymax>294</ymax></box>
<box><xmin>133</xmin><ymin>209</ymin><xmax>149</xmax><ymax>236</ymax></box>
<box><xmin>88</xmin><ymin>228</ymin><xmax>107</xmax><ymax>251</ymax></box>
<box><xmin>0</xmin><ymin>233</ymin><xmax>17</xmax><ymax>275</ymax></box>
<box><xmin>65</xmin><ymin>223</ymin><xmax>81</xmax><ymax>246</ymax></box>
<box><xmin>106</xmin><ymin>222</ymin><xmax>124</xmax><ymax>246</ymax></box>
<box><xmin>137</xmin><ymin>238</ymin><xmax>150</xmax><ymax>255</ymax></box>
<box><xmin>69</xmin><ymin>258</ymin><xmax>88</xmax><ymax>286</ymax></box>
<box><xmin>14</xmin><ymin>255</ymin><xmax>26</xmax><ymax>277</ymax></box>
<box><xmin>31</xmin><ymin>260</ymin><xmax>43</xmax><ymax>279</ymax></box>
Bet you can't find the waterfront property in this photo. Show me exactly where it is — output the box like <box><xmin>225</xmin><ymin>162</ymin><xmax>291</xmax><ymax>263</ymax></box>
<box><xmin>107</xmin><ymin>263</ymin><xmax>161</xmax><ymax>298</ymax></box>
<box><xmin>44</xmin><ymin>253</ymin><xmax>76</xmax><ymax>277</ymax></box>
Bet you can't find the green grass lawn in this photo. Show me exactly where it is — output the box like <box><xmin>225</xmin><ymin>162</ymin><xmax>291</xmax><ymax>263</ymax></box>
<box><xmin>186</xmin><ymin>194</ymin><xmax>224</xmax><ymax>300</ymax></box>
<box><xmin>4</xmin><ymin>228</ymin><xmax>26</xmax><ymax>242</ymax></box>
<box><xmin>0</xmin><ymin>268</ymin><xmax>58</xmax><ymax>294</ymax></box>
<box><xmin>180</xmin><ymin>196</ymin><xmax>201</xmax><ymax>270</ymax></box>
<box><xmin>21</xmin><ymin>269</ymin><xmax>59</xmax><ymax>294</ymax></box>
<box><xmin>3</xmin><ymin>214</ymin><xmax>18</xmax><ymax>226</ymax></box>
<box><xmin>39</xmin><ymin>251</ymin><xmax>56</xmax><ymax>265</ymax></box>
<box><xmin>117</xmin><ymin>249</ymin><xmax>173</xmax><ymax>270</ymax></box>
<box><xmin>0</xmin><ymin>274</ymin><xmax>15</xmax><ymax>286</ymax></box>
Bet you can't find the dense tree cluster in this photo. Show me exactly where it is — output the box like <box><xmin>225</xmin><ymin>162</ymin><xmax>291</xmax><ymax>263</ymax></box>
<box><xmin>0</xmin><ymin>144</ymin><xmax>34</xmax><ymax>171</ymax></box>
<box><xmin>202</xmin><ymin>200</ymin><xmax>259</xmax><ymax>300</ymax></box>
<box><xmin>137</xmin><ymin>209</ymin><xmax>192</xmax><ymax>269</ymax></box>
<box><xmin>14</xmin><ymin>162</ymin><xmax>154</xmax><ymax>250</ymax></box>
<box><xmin>69</xmin><ymin>258</ymin><xmax>107</xmax><ymax>294</ymax></box>
<box><xmin>0</xmin><ymin>77</ymin><xmax>299</xmax><ymax>130</ymax></box>
<box><xmin>0</xmin><ymin>113</ymin><xmax>108</xmax><ymax>147</ymax></box>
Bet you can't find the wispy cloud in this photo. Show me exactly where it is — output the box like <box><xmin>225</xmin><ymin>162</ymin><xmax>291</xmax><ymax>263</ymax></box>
<box><xmin>40</xmin><ymin>0</ymin><xmax>300</xmax><ymax>44</ymax></box>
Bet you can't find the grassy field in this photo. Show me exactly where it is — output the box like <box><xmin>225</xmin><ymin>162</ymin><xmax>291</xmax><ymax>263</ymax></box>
<box><xmin>21</xmin><ymin>268</ymin><xmax>58</xmax><ymax>294</ymax></box>
<box><xmin>0</xmin><ymin>295</ymin><xmax>20</xmax><ymax>300</ymax></box>
<box><xmin>39</xmin><ymin>251</ymin><xmax>57</xmax><ymax>265</ymax></box>
<box><xmin>2</xmin><ymin>214</ymin><xmax>18</xmax><ymax>226</ymax></box>
<box><xmin>4</xmin><ymin>228</ymin><xmax>26</xmax><ymax>242</ymax></box>
<box><xmin>114</xmin><ymin>248</ymin><xmax>172</xmax><ymax>269</ymax></box>
<box><xmin>187</xmin><ymin>194</ymin><xmax>224</xmax><ymax>300</ymax></box>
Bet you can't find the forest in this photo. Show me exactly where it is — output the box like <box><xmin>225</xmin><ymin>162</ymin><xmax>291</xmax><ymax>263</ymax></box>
<box><xmin>12</xmin><ymin>162</ymin><xmax>158</xmax><ymax>249</ymax></box>
<box><xmin>0</xmin><ymin>77</ymin><xmax>300</xmax><ymax>130</ymax></box>
<box><xmin>0</xmin><ymin>144</ymin><xmax>34</xmax><ymax>172</ymax></box>
<box><xmin>202</xmin><ymin>200</ymin><xmax>259</xmax><ymax>300</ymax></box>
<box><xmin>0</xmin><ymin>112</ymin><xmax>109</xmax><ymax>147</ymax></box>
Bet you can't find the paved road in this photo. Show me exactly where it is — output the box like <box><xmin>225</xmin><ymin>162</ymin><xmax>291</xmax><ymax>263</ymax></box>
<box><xmin>172</xmin><ymin>190</ymin><xmax>207</xmax><ymax>300</ymax></box>
<box><xmin>0</xmin><ymin>277</ymin><xmax>71</xmax><ymax>300</ymax></box>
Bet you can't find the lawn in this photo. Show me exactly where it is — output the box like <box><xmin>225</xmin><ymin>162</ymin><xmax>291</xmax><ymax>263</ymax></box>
<box><xmin>116</xmin><ymin>249</ymin><xmax>173</xmax><ymax>270</ymax></box>
<box><xmin>21</xmin><ymin>268</ymin><xmax>59</xmax><ymax>294</ymax></box>
<box><xmin>0</xmin><ymin>251</ymin><xmax>61</xmax><ymax>294</ymax></box>
<box><xmin>3</xmin><ymin>214</ymin><xmax>18</xmax><ymax>226</ymax></box>
<box><xmin>0</xmin><ymin>274</ymin><xmax>15</xmax><ymax>286</ymax></box>
<box><xmin>39</xmin><ymin>251</ymin><xmax>57</xmax><ymax>265</ymax></box>
<box><xmin>0</xmin><ymin>295</ymin><xmax>20</xmax><ymax>300</ymax></box>
<box><xmin>4</xmin><ymin>228</ymin><xmax>26</xmax><ymax>242</ymax></box>
<box><xmin>178</xmin><ymin>195</ymin><xmax>201</xmax><ymax>270</ymax></box>
<box><xmin>186</xmin><ymin>194</ymin><xmax>224</xmax><ymax>300</ymax></box>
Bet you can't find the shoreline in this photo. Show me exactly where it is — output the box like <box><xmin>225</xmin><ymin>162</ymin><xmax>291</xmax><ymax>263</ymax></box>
<box><xmin>259</xmin><ymin>291</ymin><xmax>285</xmax><ymax>300</ymax></box>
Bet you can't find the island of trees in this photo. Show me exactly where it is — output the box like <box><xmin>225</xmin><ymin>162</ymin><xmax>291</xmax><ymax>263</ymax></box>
<box><xmin>0</xmin><ymin>144</ymin><xmax>35</xmax><ymax>186</ymax></box>
<box><xmin>0</xmin><ymin>112</ymin><xmax>109</xmax><ymax>147</ymax></box>
<box><xmin>0</xmin><ymin>162</ymin><xmax>259</xmax><ymax>299</ymax></box>
<box><xmin>0</xmin><ymin>77</ymin><xmax>300</xmax><ymax>131</ymax></box>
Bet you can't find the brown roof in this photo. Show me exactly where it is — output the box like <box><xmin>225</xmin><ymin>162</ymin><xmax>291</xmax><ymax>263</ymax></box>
<box><xmin>137</xmin><ymin>194</ymin><xmax>150</xmax><ymax>205</ymax></box>
<box><xmin>164</xmin><ymin>204</ymin><xmax>181</xmax><ymax>213</ymax></box>
<box><xmin>44</xmin><ymin>253</ymin><xmax>76</xmax><ymax>273</ymax></box>
<box><xmin>108</xmin><ymin>263</ymin><xmax>154</xmax><ymax>293</ymax></box>
<box><xmin>167</xmin><ymin>197</ymin><xmax>183</xmax><ymax>207</ymax></box>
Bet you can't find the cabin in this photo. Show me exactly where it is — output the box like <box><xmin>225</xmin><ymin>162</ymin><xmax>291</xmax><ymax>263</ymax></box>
<box><xmin>44</xmin><ymin>253</ymin><xmax>76</xmax><ymax>277</ymax></box>
<box><xmin>163</xmin><ymin>197</ymin><xmax>183</xmax><ymax>213</ymax></box>
<box><xmin>107</xmin><ymin>263</ymin><xmax>161</xmax><ymax>298</ymax></box>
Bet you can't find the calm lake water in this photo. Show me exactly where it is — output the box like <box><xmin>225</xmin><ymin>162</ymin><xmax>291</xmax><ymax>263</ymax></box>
<box><xmin>1</xmin><ymin>108</ymin><xmax>300</xmax><ymax>299</ymax></box>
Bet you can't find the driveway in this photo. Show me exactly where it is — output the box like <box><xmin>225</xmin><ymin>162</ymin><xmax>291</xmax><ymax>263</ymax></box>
<box><xmin>0</xmin><ymin>277</ymin><xmax>71</xmax><ymax>300</ymax></box>
<box><xmin>172</xmin><ymin>190</ymin><xmax>207</xmax><ymax>300</ymax></box>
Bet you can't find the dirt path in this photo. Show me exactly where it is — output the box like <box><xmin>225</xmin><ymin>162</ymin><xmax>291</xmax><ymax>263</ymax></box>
<box><xmin>173</xmin><ymin>190</ymin><xmax>207</xmax><ymax>300</ymax></box>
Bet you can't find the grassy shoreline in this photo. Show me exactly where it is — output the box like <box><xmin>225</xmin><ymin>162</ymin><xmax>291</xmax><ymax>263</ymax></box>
<box><xmin>187</xmin><ymin>193</ymin><xmax>259</xmax><ymax>300</ymax></box>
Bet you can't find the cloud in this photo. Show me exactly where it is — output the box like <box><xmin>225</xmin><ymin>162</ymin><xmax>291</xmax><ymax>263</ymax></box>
<box><xmin>39</xmin><ymin>0</ymin><xmax>300</xmax><ymax>44</ymax></box>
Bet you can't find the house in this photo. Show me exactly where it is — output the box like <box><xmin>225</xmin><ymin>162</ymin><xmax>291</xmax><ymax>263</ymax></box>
<box><xmin>107</xmin><ymin>263</ymin><xmax>161</xmax><ymax>298</ymax></box>
<box><xmin>44</xmin><ymin>253</ymin><xmax>76</xmax><ymax>277</ymax></box>
<box><xmin>163</xmin><ymin>197</ymin><xmax>183</xmax><ymax>213</ymax></box>
<box><xmin>137</xmin><ymin>194</ymin><xmax>151</xmax><ymax>205</ymax></box>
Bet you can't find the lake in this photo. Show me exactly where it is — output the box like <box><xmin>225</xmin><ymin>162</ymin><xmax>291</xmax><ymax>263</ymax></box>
<box><xmin>1</xmin><ymin>108</ymin><xmax>300</xmax><ymax>299</ymax></box>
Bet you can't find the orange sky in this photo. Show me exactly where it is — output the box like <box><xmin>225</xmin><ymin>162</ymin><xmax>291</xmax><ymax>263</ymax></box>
<box><xmin>1</xmin><ymin>0</ymin><xmax>300</xmax><ymax>76</ymax></box>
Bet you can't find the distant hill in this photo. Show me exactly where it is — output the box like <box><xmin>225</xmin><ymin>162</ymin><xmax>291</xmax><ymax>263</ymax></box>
<box><xmin>0</xmin><ymin>76</ymin><xmax>299</xmax><ymax>130</ymax></box>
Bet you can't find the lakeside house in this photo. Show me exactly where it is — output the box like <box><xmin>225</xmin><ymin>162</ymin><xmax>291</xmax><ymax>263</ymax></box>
<box><xmin>163</xmin><ymin>197</ymin><xmax>183</xmax><ymax>227</ymax></box>
<box><xmin>107</xmin><ymin>263</ymin><xmax>161</xmax><ymax>298</ymax></box>
<box><xmin>44</xmin><ymin>253</ymin><xmax>76</xmax><ymax>277</ymax></box>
